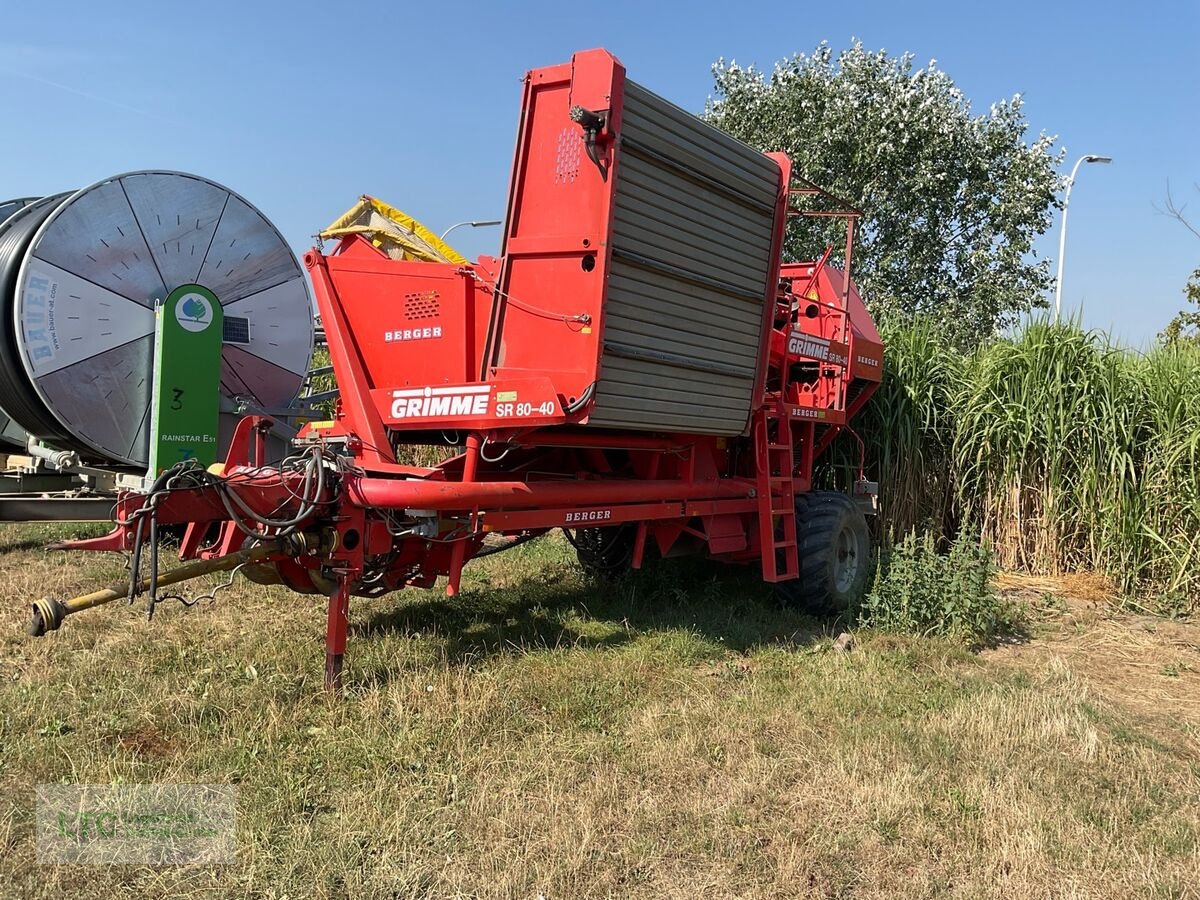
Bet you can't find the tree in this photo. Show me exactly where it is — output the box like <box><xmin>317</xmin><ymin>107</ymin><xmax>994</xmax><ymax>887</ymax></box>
<box><xmin>1159</xmin><ymin>270</ymin><xmax>1200</xmax><ymax>345</ymax></box>
<box><xmin>705</xmin><ymin>42</ymin><xmax>1063</xmax><ymax>348</ymax></box>
<box><xmin>1157</xmin><ymin>184</ymin><xmax>1200</xmax><ymax>345</ymax></box>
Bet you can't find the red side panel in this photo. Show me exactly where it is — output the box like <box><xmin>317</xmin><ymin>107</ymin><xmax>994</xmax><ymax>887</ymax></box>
<box><xmin>482</xmin><ymin>50</ymin><xmax>621</xmax><ymax>405</ymax></box>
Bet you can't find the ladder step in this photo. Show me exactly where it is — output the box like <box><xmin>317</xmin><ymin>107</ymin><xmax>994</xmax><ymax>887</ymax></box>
<box><xmin>757</xmin><ymin>409</ymin><xmax>800</xmax><ymax>583</ymax></box>
<box><xmin>763</xmin><ymin>573</ymin><xmax>799</xmax><ymax>583</ymax></box>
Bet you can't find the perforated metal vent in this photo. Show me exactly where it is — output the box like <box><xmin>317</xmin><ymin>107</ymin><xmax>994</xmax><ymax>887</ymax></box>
<box><xmin>554</xmin><ymin>127</ymin><xmax>581</xmax><ymax>184</ymax></box>
<box><xmin>404</xmin><ymin>291</ymin><xmax>440</xmax><ymax>319</ymax></box>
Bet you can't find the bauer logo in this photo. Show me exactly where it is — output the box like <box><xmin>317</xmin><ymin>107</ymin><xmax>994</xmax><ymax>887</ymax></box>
<box><xmin>390</xmin><ymin>385</ymin><xmax>490</xmax><ymax>419</ymax></box>
<box><xmin>174</xmin><ymin>292</ymin><xmax>213</xmax><ymax>333</ymax></box>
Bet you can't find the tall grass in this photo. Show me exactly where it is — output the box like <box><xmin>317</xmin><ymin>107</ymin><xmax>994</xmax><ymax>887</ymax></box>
<box><xmin>848</xmin><ymin>319</ymin><xmax>964</xmax><ymax>540</ymax></box>
<box><xmin>836</xmin><ymin>317</ymin><xmax>1200</xmax><ymax>611</ymax></box>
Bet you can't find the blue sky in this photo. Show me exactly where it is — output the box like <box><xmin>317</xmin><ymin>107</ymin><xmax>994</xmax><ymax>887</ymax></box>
<box><xmin>1</xmin><ymin>0</ymin><xmax>1196</xmax><ymax>346</ymax></box>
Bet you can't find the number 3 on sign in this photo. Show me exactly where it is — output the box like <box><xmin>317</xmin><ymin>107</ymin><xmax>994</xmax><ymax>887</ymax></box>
<box><xmin>171</xmin><ymin>388</ymin><xmax>184</xmax><ymax>411</ymax></box>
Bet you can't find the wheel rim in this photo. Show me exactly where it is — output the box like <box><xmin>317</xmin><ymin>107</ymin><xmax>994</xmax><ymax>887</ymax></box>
<box><xmin>833</xmin><ymin>523</ymin><xmax>860</xmax><ymax>593</ymax></box>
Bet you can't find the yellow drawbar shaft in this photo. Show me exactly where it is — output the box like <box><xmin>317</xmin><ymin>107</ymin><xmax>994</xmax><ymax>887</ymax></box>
<box><xmin>30</xmin><ymin>541</ymin><xmax>282</xmax><ymax>637</ymax></box>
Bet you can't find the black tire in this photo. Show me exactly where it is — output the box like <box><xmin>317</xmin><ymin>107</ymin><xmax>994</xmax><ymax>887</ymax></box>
<box><xmin>775</xmin><ymin>491</ymin><xmax>871</xmax><ymax>614</ymax></box>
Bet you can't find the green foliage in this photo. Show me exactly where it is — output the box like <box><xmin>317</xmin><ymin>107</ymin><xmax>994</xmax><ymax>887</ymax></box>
<box><xmin>706</xmin><ymin>42</ymin><xmax>1063</xmax><ymax>348</ymax></box>
<box><xmin>858</xmin><ymin>531</ymin><xmax>1010</xmax><ymax>641</ymax></box>
<box><xmin>305</xmin><ymin>346</ymin><xmax>336</xmax><ymax>418</ymax></box>
<box><xmin>829</xmin><ymin>317</ymin><xmax>1200</xmax><ymax>612</ymax></box>
<box><xmin>822</xmin><ymin>317</ymin><xmax>964</xmax><ymax>538</ymax></box>
<box><xmin>1159</xmin><ymin>267</ymin><xmax>1200</xmax><ymax>345</ymax></box>
<box><xmin>1156</xmin><ymin>186</ymin><xmax>1200</xmax><ymax>345</ymax></box>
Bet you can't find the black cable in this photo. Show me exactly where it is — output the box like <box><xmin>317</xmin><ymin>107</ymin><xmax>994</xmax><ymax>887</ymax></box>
<box><xmin>564</xmin><ymin>383</ymin><xmax>596</xmax><ymax>415</ymax></box>
<box><xmin>117</xmin><ymin>446</ymin><xmax>344</xmax><ymax>621</ymax></box>
<box><xmin>474</xmin><ymin>532</ymin><xmax>542</xmax><ymax>558</ymax></box>
<box><xmin>147</xmin><ymin>513</ymin><xmax>160</xmax><ymax>616</ymax></box>
<box><xmin>125</xmin><ymin>462</ymin><xmax>198</xmax><ymax>603</ymax></box>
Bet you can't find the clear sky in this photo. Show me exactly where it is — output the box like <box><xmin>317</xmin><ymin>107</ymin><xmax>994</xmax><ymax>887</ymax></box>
<box><xmin>1</xmin><ymin>0</ymin><xmax>1196</xmax><ymax>346</ymax></box>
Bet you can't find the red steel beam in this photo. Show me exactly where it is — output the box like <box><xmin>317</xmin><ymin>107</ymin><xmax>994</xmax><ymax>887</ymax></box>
<box><xmin>483</xmin><ymin>497</ymin><xmax>759</xmax><ymax>531</ymax></box>
<box><xmin>347</xmin><ymin>475</ymin><xmax>755</xmax><ymax>512</ymax></box>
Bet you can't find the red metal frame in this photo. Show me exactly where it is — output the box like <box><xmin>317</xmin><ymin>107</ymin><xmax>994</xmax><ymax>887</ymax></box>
<box><xmin>51</xmin><ymin>48</ymin><xmax>885</xmax><ymax>691</ymax></box>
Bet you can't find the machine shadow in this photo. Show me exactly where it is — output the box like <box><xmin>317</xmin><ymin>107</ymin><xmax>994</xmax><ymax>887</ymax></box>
<box><xmin>353</xmin><ymin>555</ymin><xmax>833</xmax><ymax>674</ymax></box>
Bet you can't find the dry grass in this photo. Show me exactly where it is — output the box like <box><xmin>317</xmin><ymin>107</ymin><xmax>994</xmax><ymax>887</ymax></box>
<box><xmin>987</xmin><ymin>572</ymin><xmax>1200</xmax><ymax>752</ymax></box>
<box><xmin>0</xmin><ymin>525</ymin><xmax>1197</xmax><ymax>898</ymax></box>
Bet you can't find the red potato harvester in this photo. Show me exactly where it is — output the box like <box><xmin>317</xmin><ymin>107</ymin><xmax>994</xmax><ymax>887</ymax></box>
<box><xmin>30</xmin><ymin>49</ymin><xmax>884</xmax><ymax>691</ymax></box>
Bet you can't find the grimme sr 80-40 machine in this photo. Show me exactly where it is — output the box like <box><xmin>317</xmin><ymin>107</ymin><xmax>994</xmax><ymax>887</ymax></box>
<box><xmin>25</xmin><ymin>49</ymin><xmax>883</xmax><ymax>690</ymax></box>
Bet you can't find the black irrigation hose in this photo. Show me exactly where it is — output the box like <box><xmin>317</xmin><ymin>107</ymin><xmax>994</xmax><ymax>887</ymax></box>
<box><xmin>0</xmin><ymin>192</ymin><xmax>79</xmax><ymax>447</ymax></box>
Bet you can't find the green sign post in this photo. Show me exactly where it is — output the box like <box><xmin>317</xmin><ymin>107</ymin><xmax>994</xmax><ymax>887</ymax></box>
<box><xmin>148</xmin><ymin>285</ymin><xmax>224</xmax><ymax>476</ymax></box>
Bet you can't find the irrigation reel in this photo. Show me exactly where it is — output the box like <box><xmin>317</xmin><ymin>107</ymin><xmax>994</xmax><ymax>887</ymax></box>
<box><xmin>0</xmin><ymin>172</ymin><xmax>318</xmax><ymax>519</ymax></box>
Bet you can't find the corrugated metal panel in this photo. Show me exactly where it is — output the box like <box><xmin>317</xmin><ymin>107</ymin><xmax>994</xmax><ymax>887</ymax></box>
<box><xmin>588</xmin><ymin>79</ymin><xmax>780</xmax><ymax>435</ymax></box>
<box><xmin>620</xmin><ymin>82</ymin><xmax>779</xmax><ymax>209</ymax></box>
<box><xmin>592</xmin><ymin>355</ymin><xmax>752</xmax><ymax>433</ymax></box>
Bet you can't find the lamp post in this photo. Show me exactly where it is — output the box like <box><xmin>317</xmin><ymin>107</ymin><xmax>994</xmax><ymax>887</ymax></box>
<box><xmin>1055</xmin><ymin>154</ymin><xmax>1112</xmax><ymax>319</ymax></box>
<box><xmin>440</xmin><ymin>219</ymin><xmax>502</xmax><ymax>241</ymax></box>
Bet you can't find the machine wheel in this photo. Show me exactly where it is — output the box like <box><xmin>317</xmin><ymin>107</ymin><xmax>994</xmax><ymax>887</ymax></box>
<box><xmin>569</xmin><ymin>525</ymin><xmax>634</xmax><ymax>580</ymax></box>
<box><xmin>775</xmin><ymin>491</ymin><xmax>871</xmax><ymax>614</ymax></box>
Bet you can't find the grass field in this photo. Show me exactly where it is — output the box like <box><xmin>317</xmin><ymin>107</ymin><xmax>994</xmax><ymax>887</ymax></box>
<box><xmin>1</xmin><ymin>524</ymin><xmax>1198</xmax><ymax>898</ymax></box>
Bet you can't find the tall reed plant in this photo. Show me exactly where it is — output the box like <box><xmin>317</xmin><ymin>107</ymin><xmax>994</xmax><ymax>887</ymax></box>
<box><xmin>833</xmin><ymin>316</ymin><xmax>1200</xmax><ymax>610</ymax></box>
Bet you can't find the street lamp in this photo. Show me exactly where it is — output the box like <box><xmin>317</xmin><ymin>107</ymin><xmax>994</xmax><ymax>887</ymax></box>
<box><xmin>1054</xmin><ymin>154</ymin><xmax>1112</xmax><ymax>319</ymax></box>
<box><xmin>440</xmin><ymin>219</ymin><xmax>502</xmax><ymax>241</ymax></box>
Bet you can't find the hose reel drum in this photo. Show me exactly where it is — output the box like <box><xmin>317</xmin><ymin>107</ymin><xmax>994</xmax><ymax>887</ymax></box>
<box><xmin>0</xmin><ymin>197</ymin><xmax>40</xmax><ymax>447</ymax></box>
<box><xmin>0</xmin><ymin>172</ymin><xmax>314</xmax><ymax>467</ymax></box>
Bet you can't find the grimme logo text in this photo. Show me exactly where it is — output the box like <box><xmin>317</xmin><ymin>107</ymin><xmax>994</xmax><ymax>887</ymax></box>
<box><xmin>390</xmin><ymin>386</ymin><xmax>490</xmax><ymax>419</ymax></box>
